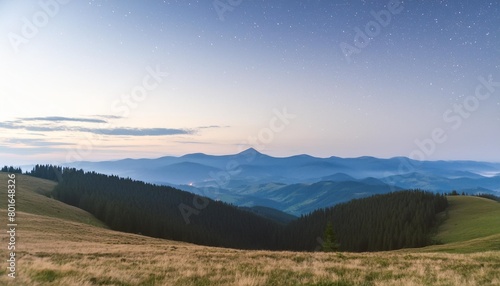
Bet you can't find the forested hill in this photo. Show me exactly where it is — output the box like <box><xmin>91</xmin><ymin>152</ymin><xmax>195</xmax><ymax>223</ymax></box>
<box><xmin>28</xmin><ymin>165</ymin><xmax>448</xmax><ymax>252</ymax></box>
<box><xmin>51</xmin><ymin>168</ymin><xmax>282</xmax><ymax>250</ymax></box>
<box><xmin>280</xmin><ymin>191</ymin><xmax>448</xmax><ymax>252</ymax></box>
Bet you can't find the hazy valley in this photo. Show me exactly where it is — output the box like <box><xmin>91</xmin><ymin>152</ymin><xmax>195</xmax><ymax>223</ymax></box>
<box><xmin>65</xmin><ymin>148</ymin><xmax>500</xmax><ymax>216</ymax></box>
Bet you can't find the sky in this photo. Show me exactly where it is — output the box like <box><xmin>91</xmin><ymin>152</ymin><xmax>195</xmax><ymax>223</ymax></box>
<box><xmin>1</xmin><ymin>0</ymin><xmax>499</xmax><ymax>166</ymax></box>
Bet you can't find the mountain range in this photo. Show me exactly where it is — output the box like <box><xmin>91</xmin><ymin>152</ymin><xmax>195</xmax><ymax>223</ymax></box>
<box><xmin>66</xmin><ymin>148</ymin><xmax>500</xmax><ymax>215</ymax></box>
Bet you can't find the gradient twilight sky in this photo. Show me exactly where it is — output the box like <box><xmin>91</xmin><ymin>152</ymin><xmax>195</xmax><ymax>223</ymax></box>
<box><xmin>1</xmin><ymin>0</ymin><xmax>499</xmax><ymax>166</ymax></box>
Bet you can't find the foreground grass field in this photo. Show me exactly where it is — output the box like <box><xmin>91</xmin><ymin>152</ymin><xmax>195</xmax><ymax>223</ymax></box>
<box><xmin>1</xmin><ymin>173</ymin><xmax>499</xmax><ymax>285</ymax></box>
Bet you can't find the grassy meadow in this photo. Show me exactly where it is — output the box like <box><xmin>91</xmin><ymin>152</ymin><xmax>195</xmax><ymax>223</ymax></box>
<box><xmin>434</xmin><ymin>196</ymin><xmax>500</xmax><ymax>244</ymax></box>
<box><xmin>1</xmin><ymin>173</ymin><xmax>499</xmax><ymax>285</ymax></box>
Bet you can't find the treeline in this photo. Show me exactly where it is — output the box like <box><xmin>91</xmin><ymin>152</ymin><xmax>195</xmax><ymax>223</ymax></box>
<box><xmin>446</xmin><ymin>191</ymin><xmax>500</xmax><ymax>202</ymax></box>
<box><xmin>279</xmin><ymin>190</ymin><xmax>448</xmax><ymax>252</ymax></box>
<box><xmin>1</xmin><ymin>164</ymin><xmax>62</xmax><ymax>181</ymax></box>
<box><xmin>1</xmin><ymin>166</ymin><xmax>22</xmax><ymax>174</ymax></box>
<box><xmin>446</xmin><ymin>190</ymin><xmax>472</xmax><ymax>196</ymax></box>
<box><xmin>27</xmin><ymin>164</ymin><xmax>63</xmax><ymax>181</ymax></box>
<box><xmin>29</xmin><ymin>165</ymin><xmax>449</xmax><ymax>252</ymax></box>
<box><xmin>476</xmin><ymin>193</ymin><xmax>500</xmax><ymax>202</ymax></box>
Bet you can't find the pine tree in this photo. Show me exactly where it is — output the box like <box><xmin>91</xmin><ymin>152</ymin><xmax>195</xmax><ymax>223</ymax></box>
<box><xmin>322</xmin><ymin>221</ymin><xmax>338</xmax><ymax>252</ymax></box>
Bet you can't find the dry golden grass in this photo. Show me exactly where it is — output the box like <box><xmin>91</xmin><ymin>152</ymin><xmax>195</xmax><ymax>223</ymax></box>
<box><xmin>0</xmin><ymin>210</ymin><xmax>498</xmax><ymax>285</ymax></box>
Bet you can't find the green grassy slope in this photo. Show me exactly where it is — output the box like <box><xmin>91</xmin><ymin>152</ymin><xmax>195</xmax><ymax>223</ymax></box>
<box><xmin>415</xmin><ymin>195</ymin><xmax>500</xmax><ymax>253</ymax></box>
<box><xmin>434</xmin><ymin>196</ymin><xmax>500</xmax><ymax>244</ymax></box>
<box><xmin>0</xmin><ymin>173</ymin><xmax>107</xmax><ymax>228</ymax></box>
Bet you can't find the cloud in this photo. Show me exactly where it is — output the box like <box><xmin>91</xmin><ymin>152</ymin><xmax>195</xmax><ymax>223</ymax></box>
<box><xmin>20</xmin><ymin>116</ymin><xmax>107</xmax><ymax>123</ymax></box>
<box><xmin>0</xmin><ymin>121</ymin><xmax>192</xmax><ymax>136</ymax></box>
<box><xmin>93</xmin><ymin>115</ymin><xmax>124</xmax><ymax>119</ymax></box>
<box><xmin>3</xmin><ymin>138</ymin><xmax>75</xmax><ymax>147</ymax></box>
<box><xmin>0</xmin><ymin>121</ymin><xmax>27</xmax><ymax>130</ymax></box>
<box><xmin>0</xmin><ymin>122</ymin><xmax>67</xmax><ymax>132</ymax></box>
<box><xmin>84</xmin><ymin>127</ymin><xmax>193</xmax><ymax>136</ymax></box>
<box><xmin>198</xmin><ymin>125</ymin><xmax>230</xmax><ymax>129</ymax></box>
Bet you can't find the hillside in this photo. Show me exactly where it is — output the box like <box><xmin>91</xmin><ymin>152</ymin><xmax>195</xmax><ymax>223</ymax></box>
<box><xmin>0</xmin><ymin>174</ymin><xmax>499</xmax><ymax>285</ymax></box>
<box><xmin>47</xmin><ymin>166</ymin><xmax>451</xmax><ymax>251</ymax></box>
<box><xmin>50</xmin><ymin>168</ymin><xmax>285</xmax><ymax>250</ymax></box>
<box><xmin>280</xmin><ymin>190</ymin><xmax>448</xmax><ymax>252</ymax></box>
<box><xmin>3</xmin><ymin>212</ymin><xmax>499</xmax><ymax>285</ymax></box>
<box><xmin>0</xmin><ymin>173</ymin><xmax>106</xmax><ymax>228</ymax></box>
<box><xmin>433</xmin><ymin>196</ymin><xmax>500</xmax><ymax>244</ymax></box>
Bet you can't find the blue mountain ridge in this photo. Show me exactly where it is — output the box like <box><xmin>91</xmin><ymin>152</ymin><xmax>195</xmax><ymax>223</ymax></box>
<box><xmin>66</xmin><ymin>148</ymin><xmax>500</xmax><ymax>215</ymax></box>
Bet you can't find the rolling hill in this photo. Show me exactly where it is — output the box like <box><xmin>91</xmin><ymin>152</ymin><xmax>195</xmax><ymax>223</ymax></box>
<box><xmin>414</xmin><ymin>195</ymin><xmax>500</xmax><ymax>254</ymax></box>
<box><xmin>434</xmin><ymin>196</ymin><xmax>500</xmax><ymax>244</ymax></box>
<box><xmin>0</xmin><ymin>174</ymin><xmax>499</xmax><ymax>285</ymax></box>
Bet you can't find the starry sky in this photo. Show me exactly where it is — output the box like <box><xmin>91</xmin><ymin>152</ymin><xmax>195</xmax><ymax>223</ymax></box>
<box><xmin>1</xmin><ymin>0</ymin><xmax>499</xmax><ymax>166</ymax></box>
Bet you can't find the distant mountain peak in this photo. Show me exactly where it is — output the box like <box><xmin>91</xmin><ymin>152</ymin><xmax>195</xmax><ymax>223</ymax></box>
<box><xmin>238</xmin><ymin>147</ymin><xmax>262</xmax><ymax>156</ymax></box>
